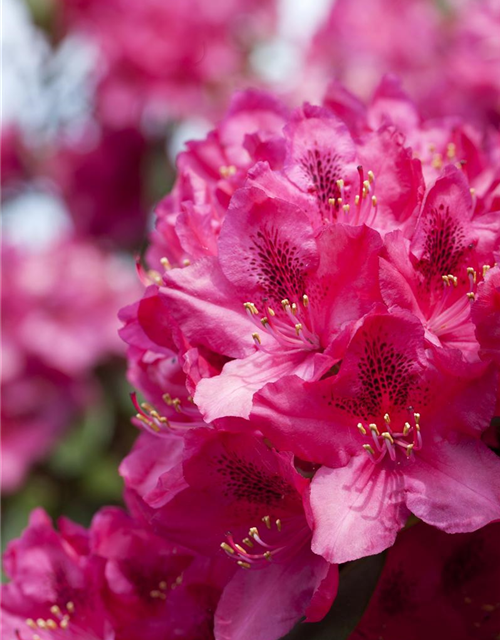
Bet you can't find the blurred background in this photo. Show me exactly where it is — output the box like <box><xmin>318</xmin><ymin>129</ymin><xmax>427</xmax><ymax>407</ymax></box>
<box><xmin>2</xmin><ymin>0</ymin><xmax>499</xmax><ymax>563</ymax></box>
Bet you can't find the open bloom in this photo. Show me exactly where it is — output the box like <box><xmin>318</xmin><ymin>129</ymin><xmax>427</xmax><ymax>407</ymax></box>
<box><xmin>2</xmin><ymin>508</ymin><xmax>114</xmax><ymax>640</ymax></box>
<box><xmin>251</xmin><ymin>308</ymin><xmax>500</xmax><ymax>563</ymax></box>
<box><xmin>121</xmin><ymin>428</ymin><xmax>338</xmax><ymax>640</ymax></box>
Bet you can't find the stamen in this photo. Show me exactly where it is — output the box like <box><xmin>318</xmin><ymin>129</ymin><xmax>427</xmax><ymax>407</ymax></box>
<box><xmin>262</xmin><ymin>515</ymin><xmax>271</xmax><ymax>529</ymax></box>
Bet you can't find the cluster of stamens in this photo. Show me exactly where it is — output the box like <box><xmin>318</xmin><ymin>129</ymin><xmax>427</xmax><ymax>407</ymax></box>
<box><xmin>328</xmin><ymin>167</ymin><xmax>377</xmax><ymax>226</ymax></box>
<box><xmin>426</xmin><ymin>265</ymin><xmax>491</xmax><ymax>339</ymax></box>
<box><xmin>149</xmin><ymin>573</ymin><xmax>183</xmax><ymax>600</ymax></box>
<box><xmin>23</xmin><ymin>601</ymin><xmax>75</xmax><ymax>639</ymax></box>
<box><xmin>357</xmin><ymin>411</ymin><xmax>422</xmax><ymax>463</ymax></box>
<box><xmin>221</xmin><ymin>516</ymin><xmax>285</xmax><ymax>569</ymax></box>
<box><xmin>132</xmin><ymin>392</ymin><xmax>202</xmax><ymax>434</ymax></box>
<box><xmin>244</xmin><ymin>295</ymin><xmax>320</xmax><ymax>352</ymax></box>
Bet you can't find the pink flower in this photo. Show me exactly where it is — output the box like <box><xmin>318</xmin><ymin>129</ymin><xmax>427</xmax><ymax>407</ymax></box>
<box><xmin>147</xmin><ymin>90</ymin><xmax>289</xmax><ymax>271</ymax></box>
<box><xmin>350</xmin><ymin>521</ymin><xmax>500</xmax><ymax>640</ymax></box>
<box><xmin>57</xmin><ymin>0</ymin><xmax>277</xmax><ymax>128</ymax></box>
<box><xmin>47</xmin><ymin>126</ymin><xmax>147</xmax><ymax>249</ymax></box>
<box><xmin>251</xmin><ymin>308</ymin><xmax>500</xmax><ymax>563</ymax></box>
<box><xmin>89</xmin><ymin>507</ymin><xmax>228</xmax><ymax>640</ymax></box>
<box><xmin>122</xmin><ymin>428</ymin><xmax>338</xmax><ymax>640</ymax></box>
<box><xmin>2</xmin><ymin>508</ymin><xmax>114</xmax><ymax>640</ymax></box>
<box><xmin>309</xmin><ymin>0</ymin><xmax>500</xmax><ymax>127</ymax></box>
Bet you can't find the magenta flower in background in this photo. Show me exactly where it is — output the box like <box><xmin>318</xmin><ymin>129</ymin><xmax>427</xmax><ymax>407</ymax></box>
<box><xmin>1</xmin><ymin>239</ymin><xmax>140</xmax><ymax>492</ymax></box>
<box><xmin>350</xmin><ymin>520</ymin><xmax>500</xmax><ymax>640</ymax></box>
<box><xmin>309</xmin><ymin>0</ymin><xmax>500</xmax><ymax>127</ymax></box>
<box><xmin>56</xmin><ymin>0</ymin><xmax>278</xmax><ymax>128</ymax></box>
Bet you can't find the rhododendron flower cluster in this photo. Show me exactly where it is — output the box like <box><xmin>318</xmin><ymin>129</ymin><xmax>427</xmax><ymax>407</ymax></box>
<box><xmin>112</xmin><ymin>80</ymin><xmax>500</xmax><ymax>636</ymax></box>
<box><xmin>1</xmin><ymin>239</ymin><xmax>139</xmax><ymax>492</ymax></box>
<box><xmin>4</xmin><ymin>76</ymin><xmax>500</xmax><ymax>639</ymax></box>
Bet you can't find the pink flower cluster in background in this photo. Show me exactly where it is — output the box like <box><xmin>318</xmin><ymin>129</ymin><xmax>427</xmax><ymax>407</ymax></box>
<box><xmin>1</xmin><ymin>240</ymin><xmax>139</xmax><ymax>492</ymax></box>
<box><xmin>309</xmin><ymin>0</ymin><xmax>500</xmax><ymax>127</ymax></box>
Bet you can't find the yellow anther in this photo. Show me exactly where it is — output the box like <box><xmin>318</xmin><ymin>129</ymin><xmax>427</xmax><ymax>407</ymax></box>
<box><xmin>268</xmin><ymin>306</ymin><xmax>276</xmax><ymax>317</ymax></box>
<box><xmin>467</xmin><ymin>292</ymin><xmax>476</xmax><ymax>300</ymax></box>
<box><xmin>384</xmin><ymin>413</ymin><xmax>391</xmax><ymax>424</ymax></box>
<box><xmin>66</xmin><ymin>602</ymin><xmax>75</xmax><ymax>614</ymax></box>
<box><xmin>46</xmin><ymin>619</ymin><xmax>58</xmax><ymax>630</ymax></box>
<box><xmin>243</xmin><ymin>537</ymin><xmax>254</xmax><ymax>548</ymax></box>
<box><xmin>343</xmin><ymin>204</ymin><xmax>350</xmax><ymax>213</ymax></box>
<box><xmin>413</xmin><ymin>413</ymin><xmax>421</xmax><ymax>426</ymax></box>
<box><xmin>235</xmin><ymin>544</ymin><xmax>247</xmax><ymax>554</ymax></box>
<box><xmin>249</xmin><ymin>526</ymin><xmax>259</xmax><ymax>538</ymax></box>
<box><xmin>406</xmin><ymin>444</ymin><xmax>414</xmax><ymax>457</ymax></box>
<box><xmin>363</xmin><ymin>180</ymin><xmax>371</xmax><ymax>191</ymax></box>
<box><xmin>302</xmin><ymin>294</ymin><xmax>309</xmax><ymax>307</ymax></box>
<box><xmin>252</xmin><ymin>332</ymin><xmax>261</xmax><ymax>345</ymax></box>
<box><xmin>175</xmin><ymin>575</ymin><xmax>183</xmax><ymax>585</ymax></box>
<box><xmin>136</xmin><ymin>413</ymin><xmax>160</xmax><ymax>432</ymax></box>
<box><xmin>371</xmin><ymin>195</ymin><xmax>377</xmax><ymax>207</ymax></box>
<box><xmin>261</xmin><ymin>317</ymin><xmax>269</xmax><ymax>327</ymax></box>
<box><xmin>244</xmin><ymin>302</ymin><xmax>258</xmax><ymax>315</ymax></box>
<box><xmin>483</xmin><ymin>264</ymin><xmax>491</xmax><ymax>277</ymax></box>
<box><xmin>276</xmin><ymin>519</ymin><xmax>282</xmax><ymax>531</ymax></box>
<box><xmin>291</xmin><ymin>303</ymin><xmax>298</xmax><ymax>315</ymax></box>
<box><xmin>337</xmin><ymin>197</ymin><xmax>343</xmax><ymax>206</ymax></box>
<box><xmin>369</xmin><ymin>423</ymin><xmax>380</xmax><ymax>436</ymax></box>
<box><xmin>150</xmin><ymin>589</ymin><xmax>166</xmax><ymax>600</ymax></box>
<box><xmin>60</xmin><ymin>616</ymin><xmax>70</xmax><ymax>629</ymax></box>
<box><xmin>354</xmin><ymin>194</ymin><xmax>360</xmax><ymax>206</ymax></box>
<box><xmin>26</xmin><ymin>619</ymin><xmax>37</xmax><ymax>629</ymax></box>
<box><xmin>160</xmin><ymin>257</ymin><xmax>172</xmax><ymax>270</ymax></box>
<box><xmin>336</xmin><ymin>179</ymin><xmax>344</xmax><ymax>189</ymax></box>
<box><xmin>221</xmin><ymin>542</ymin><xmax>234</xmax><ymax>554</ymax></box>
<box><xmin>470</xmin><ymin>187</ymin><xmax>476</xmax><ymax>195</ymax></box>
<box><xmin>148</xmin><ymin>270</ymin><xmax>163</xmax><ymax>285</ymax></box>
<box><xmin>382</xmin><ymin>432</ymin><xmax>394</xmax><ymax>444</ymax></box>
<box><xmin>363</xmin><ymin>444</ymin><xmax>375</xmax><ymax>455</ymax></box>
<box><xmin>403</xmin><ymin>422</ymin><xmax>411</xmax><ymax>436</ymax></box>
<box><xmin>442</xmin><ymin>275</ymin><xmax>450</xmax><ymax>286</ymax></box>
<box><xmin>182</xmin><ymin>259</ymin><xmax>191</xmax><ymax>267</ymax></box>
<box><xmin>50</xmin><ymin>606</ymin><xmax>61</xmax><ymax>616</ymax></box>
<box><xmin>159</xmin><ymin>581</ymin><xmax>167</xmax><ymax>590</ymax></box>
<box><xmin>237</xmin><ymin>561</ymin><xmax>251</xmax><ymax>569</ymax></box>
<box><xmin>357</xmin><ymin>422</ymin><xmax>367</xmax><ymax>435</ymax></box>
<box><xmin>446</xmin><ymin>142</ymin><xmax>456</xmax><ymax>159</ymax></box>
<box><xmin>263</xmin><ymin>551</ymin><xmax>272</xmax><ymax>562</ymax></box>
<box><xmin>432</xmin><ymin>154</ymin><xmax>443</xmax><ymax>170</ymax></box>
<box><xmin>141</xmin><ymin>402</ymin><xmax>154</xmax><ymax>412</ymax></box>
<box><xmin>219</xmin><ymin>165</ymin><xmax>237</xmax><ymax>178</ymax></box>
<box><xmin>281</xmin><ymin>298</ymin><xmax>290</xmax><ymax>310</ymax></box>
<box><xmin>295</xmin><ymin>323</ymin><xmax>303</xmax><ymax>336</ymax></box>
<box><xmin>362</xmin><ymin>187</ymin><xmax>368</xmax><ymax>198</ymax></box>
<box><xmin>328</xmin><ymin>197</ymin><xmax>336</xmax><ymax>206</ymax></box>
<box><xmin>262</xmin><ymin>515</ymin><xmax>271</xmax><ymax>529</ymax></box>
<box><xmin>367</xmin><ymin>170</ymin><xmax>375</xmax><ymax>183</ymax></box>
<box><xmin>36</xmin><ymin>619</ymin><xmax>47</xmax><ymax>629</ymax></box>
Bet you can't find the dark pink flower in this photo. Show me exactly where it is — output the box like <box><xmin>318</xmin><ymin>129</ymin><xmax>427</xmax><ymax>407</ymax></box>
<box><xmin>90</xmin><ymin>507</ymin><xmax>227</xmax><ymax>640</ymax></box>
<box><xmin>350</xmin><ymin>521</ymin><xmax>500</xmax><ymax>640</ymax></box>
<box><xmin>251</xmin><ymin>308</ymin><xmax>500</xmax><ymax>563</ymax></box>
<box><xmin>2</xmin><ymin>508</ymin><xmax>114</xmax><ymax>640</ymax></box>
<box><xmin>123</xmin><ymin>428</ymin><xmax>338</xmax><ymax>640</ymax></box>
<box><xmin>147</xmin><ymin>90</ymin><xmax>289</xmax><ymax>271</ymax></box>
